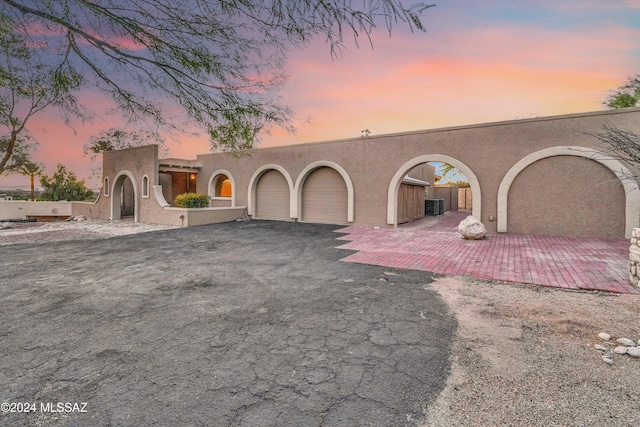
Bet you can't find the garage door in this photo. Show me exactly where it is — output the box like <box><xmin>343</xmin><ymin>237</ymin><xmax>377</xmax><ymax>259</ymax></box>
<box><xmin>302</xmin><ymin>167</ymin><xmax>348</xmax><ymax>224</ymax></box>
<box><xmin>255</xmin><ymin>170</ymin><xmax>290</xmax><ymax>220</ymax></box>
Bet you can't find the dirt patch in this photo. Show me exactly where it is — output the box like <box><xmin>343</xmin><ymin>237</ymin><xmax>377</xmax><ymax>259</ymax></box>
<box><xmin>423</xmin><ymin>276</ymin><xmax>640</xmax><ymax>427</ymax></box>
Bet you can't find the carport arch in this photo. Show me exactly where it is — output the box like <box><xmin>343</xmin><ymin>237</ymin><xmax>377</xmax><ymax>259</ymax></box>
<box><xmin>294</xmin><ymin>161</ymin><xmax>355</xmax><ymax>223</ymax></box>
<box><xmin>111</xmin><ymin>170</ymin><xmax>139</xmax><ymax>222</ymax></box>
<box><xmin>497</xmin><ymin>146</ymin><xmax>640</xmax><ymax>238</ymax></box>
<box><xmin>247</xmin><ymin>164</ymin><xmax>295</xmax><ymax>218</ymax></box>
<box><xmin>387</xmin><ymin>155</ymin><xmax>481</xmax><ymax>227</ymax></box>
<box><xmin>208</xmin><ymin>169</ymin><xmax>236</xmax><ymax>207</ymax></box>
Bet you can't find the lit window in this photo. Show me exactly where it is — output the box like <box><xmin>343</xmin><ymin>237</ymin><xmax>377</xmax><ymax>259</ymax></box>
<box><xmin>215</xmin><ymin>175</ymin><xmax>232</xmax><ymax>197</ymax></box>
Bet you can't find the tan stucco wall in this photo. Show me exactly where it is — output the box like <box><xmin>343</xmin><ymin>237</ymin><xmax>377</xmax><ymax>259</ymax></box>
<box><xmin>1</xmin><ymin>200</ymin><xmax>72</xmax><ymax>220</ymax></box>
<box><xmin>507</xmin><ymin>155</ymin><xmax>625</xmax><ymax>238</ymax></box>
<box><xmin>101</xmin><ymin>107</ymin><xmax>640</xmax><ymax>238</ymax></box>
<box><xmin>99</xmin><ymin>145</ymin><xmax>166</xmax><ymax>222</ymax></box>
<box><xmin>163</xmin><ymin>207</ymin><xmax>247</xmax><ymax>227</ymax></box>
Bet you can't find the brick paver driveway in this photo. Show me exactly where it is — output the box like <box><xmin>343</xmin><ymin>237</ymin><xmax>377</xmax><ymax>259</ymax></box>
<box><xmin>336</xmin><ymin>211</ymin><xmax>635</xmax><ymax>294</ymax></box>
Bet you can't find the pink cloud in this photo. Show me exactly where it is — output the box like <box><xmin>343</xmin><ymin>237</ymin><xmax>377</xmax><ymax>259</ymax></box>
<box><xmin>620</xmin><ymin>0</ymin><xmax>640</xmax><ymax>8</ymax></box>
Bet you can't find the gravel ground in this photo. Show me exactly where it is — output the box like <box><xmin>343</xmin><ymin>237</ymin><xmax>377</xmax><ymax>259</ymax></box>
<box><xmin>3</xmin><ymin>221</ymin><xmax>639</xmax><ymax>426</ymax></box>
<box><xmin>0</xmin><ymin>220</ymin><xmax>176</xmax><ymax>245</ymax></box>
<box><xmin>424</xmin><ymin>277</ymin><xmax>640</xmax><ymax>427</ymax></box>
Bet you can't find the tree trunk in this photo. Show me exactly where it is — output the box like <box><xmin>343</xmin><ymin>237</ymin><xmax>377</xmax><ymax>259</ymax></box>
<box><xmin>30</xmin><ymin>175</ymin><xmax>35</xmax><ymax>201</ymax></box>
<box><xmin>0</xmin><ymin>132</ymin><xmax>17</xmax><ymax>176</ymax></box>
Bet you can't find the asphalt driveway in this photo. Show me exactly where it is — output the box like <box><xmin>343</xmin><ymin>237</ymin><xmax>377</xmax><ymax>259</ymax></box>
<box><xmin>0</xmin><ymin>220</ymin><xmax>455</xmax><ymax>426</ymax></box>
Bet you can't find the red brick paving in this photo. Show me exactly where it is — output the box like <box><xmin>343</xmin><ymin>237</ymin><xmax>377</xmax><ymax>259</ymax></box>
<box><xmin>335</xmin><ymin>211</ymin><xmax>637</xmax><ymax>294</ymax></box>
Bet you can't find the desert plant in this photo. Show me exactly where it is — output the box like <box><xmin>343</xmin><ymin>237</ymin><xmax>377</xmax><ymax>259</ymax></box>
<box><xmin>174</xmin><ymin>193</ymin><xmax>211</xmax><ymax>208</ymax></box>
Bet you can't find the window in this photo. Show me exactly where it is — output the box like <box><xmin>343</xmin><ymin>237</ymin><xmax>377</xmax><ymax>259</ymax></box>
<box><xmin>142</xmin><ymin>175</ymin><xmax>149</xmax><ymax>198</ymax></box>
<box><xmin>104</xmin><ymin>177</ymin><xmax>110</xmax><ymax>197</ymax></box>
<box><xmin>215</xmin><ymin>175</ymin><xmax>232</xmax><ymax>197</ymax></box>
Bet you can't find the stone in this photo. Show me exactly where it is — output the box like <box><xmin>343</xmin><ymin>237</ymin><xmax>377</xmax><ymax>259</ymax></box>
<box><xmin>616</xmin><ymin>337</ymin><xmax>636</xmax><ymax>347</ymax></box>
<box><xmin>630</xmin><ymin>245</ymin><xmax>640</xmax><ymax>263</ymax></box>
<box><xmin>614</xmin><ymin>346</ymin><xmax>628</xmax><ymax>354</ymax></box>
<box><xmin>73</xmin><ymin>215</ymin><xmax>88</xmax><ymax>221</ymax></box>
<box><xmin>602</xmin><ymin>356</ymin><xmax>614</xmax><ymax>365</ymax></box>
<box><xmin>627</xmin><ymin>347</ymin><xmax>640</xmax><ymax>358</ymax></box>
<box><xmin>594</xmin><ymin>344</ymin><xmax>607</xmax><ymax>351</ymax></box>
<box><xmin>457</xmin><ymin>215</ymin><xmax>487</xmax><ymax>240</ymax></box>
<box><xmin>0</xmin><ymin>222</ymin><xmax>14</xmax><ymax>229</ymax></box>
<box><xmin>598</xmin><ymin>332</ymin><xmax>611</xmax><ymax>341</ymax></box>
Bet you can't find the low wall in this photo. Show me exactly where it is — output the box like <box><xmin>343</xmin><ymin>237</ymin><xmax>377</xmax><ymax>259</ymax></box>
<box><xmin>70</xmin><ymin>201</ymin><xmax>108</xmax><ymax>220</ymax></box>
<box><xmin>162</xmin><ymin>206</ymin><xmax>248</xmax><ymax>227</ymax></box>
<box><xmin>0</xmin><ymin>200</ymin><xmax>73</xmax><ymax>220</ymax></box>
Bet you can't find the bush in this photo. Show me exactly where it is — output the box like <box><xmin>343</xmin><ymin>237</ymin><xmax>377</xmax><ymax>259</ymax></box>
<box><xmin>174</xmin><ymin>193</ymin><xmax>210</xmax><ymax>208</ymax></box>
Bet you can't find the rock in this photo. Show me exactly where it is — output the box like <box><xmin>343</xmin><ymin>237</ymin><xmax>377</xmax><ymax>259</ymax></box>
<box><xmin>73</xmin><ymin>215</ymin><xmax>88</xmax><ymax>221</ymax></box>
<box><xmin>616</xmin><ymin>337</ymin><xmax>636</xmax><ymax>347</ymax></box>
<box><xmin>602</xmin><ymin>356</ymin><xmax>614</xmax><ymax>365</ymax></box>
<box><xmin>627</xmin><ymin>347</ymin><xmax>640</xmax><ymax>358</ymax></box>
<box><xmin>614</xmin><ymin>346</ymin><xmax>628</xmax><ymax>354</ymax></box>
<box><xmin>0</xmin><ymin>222</ymin><xmax>14</xmax><ymax>229</ymax></box>
<box><xmin>598</xmin><ymin>332</ymin><xmax>611</xmax><ymax>341</ymax></box>
<box><xmin>594</xmin><ymin>344</ymin><xmax>607</xmax><ymax>351</ymax></box>
<box><xmin>457</xmin><ymin>216</ymin><xmax>487</xmax><ymax>240</ymax></box>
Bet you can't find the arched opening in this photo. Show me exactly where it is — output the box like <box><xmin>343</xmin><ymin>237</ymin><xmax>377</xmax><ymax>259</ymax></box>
<box><xmin>388</xmin><ymin>155</ymin><xmax>481</xmax><ymax>227</ymax></box>
<box><xmin>111</xmin><ymin>172</ymin><xmax>138</xmax><ymax>222</ymax></box>
<box><xmin>208</xmin><ymin>170</ymin><xmax>235</xmax><ymax>207</ymax></box>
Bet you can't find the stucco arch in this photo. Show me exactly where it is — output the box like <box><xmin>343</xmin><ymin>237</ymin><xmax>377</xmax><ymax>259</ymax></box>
<box><xmin>208</xmin><ymin>169</ymin><xmax>236</xmax><ymax>207</ymax></box>
<box><xmin>111</xmin><ymin>170</ymin><xmax>139</xmax><ymax>222</ymax></box>
<box><xmin>294</xmin><ymin>161</ymin><xmax>355</xmax><ymax>223</ymax></box>
<box><xmin>497</xmin><ymin>146</ymin><xmax>640</xmax><ymax>238</ymax></box>
<box><xmin>387</xmin><ymin>155</ymin><xmax>481</xmax><ymax>226</ymax></box>
<box><xmin>247</xmin><ymin>164</ymin><xmax>295</xmax><ymax>218</ymax></box>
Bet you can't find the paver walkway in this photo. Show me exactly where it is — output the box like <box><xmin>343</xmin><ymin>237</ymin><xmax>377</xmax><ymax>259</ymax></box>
<box><xmin>335</xmin><ymin>211</ymin><xmax>636</xmax><ymax>294</ymax></box>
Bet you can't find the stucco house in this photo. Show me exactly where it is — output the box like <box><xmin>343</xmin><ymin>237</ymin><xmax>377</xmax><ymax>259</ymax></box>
<box><xmin>71</xmin><ymin>107</ymin><xmax>640</xmax><ymax>239</ymax></box>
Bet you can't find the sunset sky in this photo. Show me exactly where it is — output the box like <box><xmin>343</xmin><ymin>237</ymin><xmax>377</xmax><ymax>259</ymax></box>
<box><xmin>3</xmin><ymin>0</ymin><xmax>640</xmax><ymax>189</ymax></box>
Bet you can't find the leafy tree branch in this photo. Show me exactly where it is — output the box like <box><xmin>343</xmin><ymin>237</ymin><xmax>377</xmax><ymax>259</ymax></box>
<box><xmin>0</xmin><ymin>0</ymin><xmax>433</xmax><ymax>156</ymax></box>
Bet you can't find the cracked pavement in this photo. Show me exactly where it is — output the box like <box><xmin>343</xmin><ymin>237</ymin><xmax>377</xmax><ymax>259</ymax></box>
<box><xmin>0</xmin><ymin>220</ymin><xmax>455</xmax><ymax>426</ymax></box>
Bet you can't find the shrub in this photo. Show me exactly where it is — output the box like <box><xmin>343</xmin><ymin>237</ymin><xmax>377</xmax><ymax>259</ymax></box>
<box><xmin>174</xmin><ymin>193</ymin><xmax>210</xmax><ymax>208</ymax></box>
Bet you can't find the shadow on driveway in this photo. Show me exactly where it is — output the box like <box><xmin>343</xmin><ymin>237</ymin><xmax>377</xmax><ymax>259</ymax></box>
<box><xmin>1</xmin><ymin>220</ymin><xmax>455</xmax><ymax>426</ymax></box>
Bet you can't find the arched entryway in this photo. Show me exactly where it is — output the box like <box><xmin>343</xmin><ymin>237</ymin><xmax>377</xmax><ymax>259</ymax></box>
<box><xmin>111</xmin><ymin>171</ymin><xmax>139</xmax><ymax>222</ymax></box>
<box><xmin>388</xmin><ymin>155</ymin><xmax>481</xmax><ymax>227</ymax></box>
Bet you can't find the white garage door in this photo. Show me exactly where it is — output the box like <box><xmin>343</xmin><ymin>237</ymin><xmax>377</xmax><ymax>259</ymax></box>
<box><xmin>302</xmin><ymin>167</ymin><xmax>348</xmax><ymax>224</ymax></box>
<box><xmin>255</xmin><ymin>170</ymin><xmax>290</xmax><ymax>220</ymax></box>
